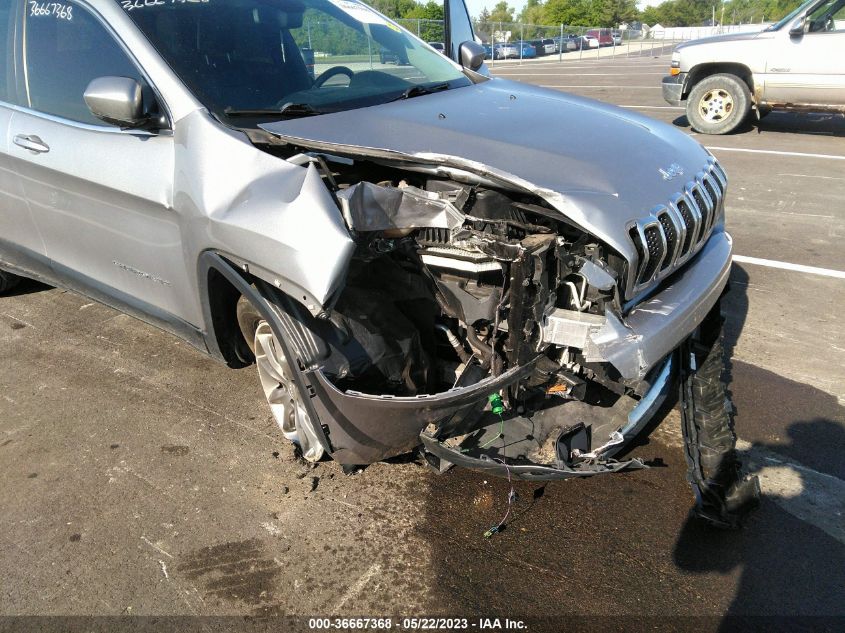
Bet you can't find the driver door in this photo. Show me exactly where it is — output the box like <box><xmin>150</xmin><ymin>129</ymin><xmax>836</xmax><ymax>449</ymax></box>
<box><xmin>766</xmin><ymin>0</ymin><xmax>845</xmax><ymax>106</ymax></box>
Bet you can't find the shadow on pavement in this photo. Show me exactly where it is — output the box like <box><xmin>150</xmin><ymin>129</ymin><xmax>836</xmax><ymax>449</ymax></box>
<box><xmin>672</xmin><ymin>110</ymin><xmax>845</xmax><ymax>137</ymax></box>
<box><xmin>2</xmin><ymin>277</ymin><xmax>52</xmax><ymax>298</ymax></box>
<box><xmin>674</xmin><ymin>416</ymin><xmax>845</xmax><ymax>625</ymax></box>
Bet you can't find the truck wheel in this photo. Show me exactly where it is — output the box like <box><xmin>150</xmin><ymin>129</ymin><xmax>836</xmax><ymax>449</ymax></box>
<box><xmin>678</xmin><ymin>304</ymin><xmax>760</xmax><ymax>528</ymax></box>
<box><xmin>237</xmin><ymin>296</ymin><xmax>325</xmax><ymax>462</ymax></box>
<box><xmin>0</xmin><ymin>270</ymin><xmax>21</xmax><ymax>294</ymax></box>
<box><xmin>686</xmin><ymin>73</ymin><xmax>751</xmax><ymax>135</ymax></box>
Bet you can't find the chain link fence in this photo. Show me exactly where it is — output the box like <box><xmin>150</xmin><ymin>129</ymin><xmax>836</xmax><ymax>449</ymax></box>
<box><xmin>389</xmin><ymin>18</ymin><xmax>771</xmax><ymax>63</ymax></box>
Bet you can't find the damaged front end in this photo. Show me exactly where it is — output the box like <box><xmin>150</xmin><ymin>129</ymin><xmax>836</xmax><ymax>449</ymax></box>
<box><xmin>244</xmin><ymin>140</ymin><xmax>731</xmax><ymax>480</ymax></box>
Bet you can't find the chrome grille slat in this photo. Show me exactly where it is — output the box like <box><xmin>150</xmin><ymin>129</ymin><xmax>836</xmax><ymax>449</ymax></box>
<box><xmin>627</xmin><ymin>159</ymin><xmax>727</xmax><ymax>298</ymax></box>
<box><xmin>657</xmin><ymin>209</ymin><xmax>678</xmax><ymax>270</ymax></box>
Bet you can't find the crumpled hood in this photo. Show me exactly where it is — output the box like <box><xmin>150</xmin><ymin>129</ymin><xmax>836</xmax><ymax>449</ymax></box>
<box><xmin>260</xmin><ymin>79</ymin><xmax>715</xmax><ymax>260</ymax></box>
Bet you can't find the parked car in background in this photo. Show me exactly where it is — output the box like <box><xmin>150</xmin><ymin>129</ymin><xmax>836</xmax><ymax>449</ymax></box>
<box><xmin>568</xmin><ymin>34</ymin><xmax>599</xmax><ymax>50</ymax></box>
<box><xmin>586</xmin><ymin>28</ymin><xmax>614</xmax><ymax>47</ymax></box>
<box><xmin>483</xmin><ymin>44</ymin><xmax>494</xmax><ymax>59</ymax></box>
<box><xmin>528</xmin><ymin>39</ymin><xmax>546</xmax><ymax>56</ymax></box>
<box><xmin>541</xmin><ymin>38</ymin><xmax>559</xmax><ymax>54</ymax></box>
<box><xmin>494</xmin><ymin>42</ymin><xmax>519</xmax><ymax>58</ymax></box>
<box><xmin>612</xmin><ymin>30</ymin><xmax>623</xmax><ymax>45</ymax></box>
<box><xmin>663</xmin><ymin>0</ymin><xmax>845</xmax><ymax>134</ymax></box>
<box><xmin>379</xmin><ymin>47</ymin><xmax>409</xmax><ymax>65</ymax></box>
<box><xmin>513</xmin><ymin>41</ymin><xmax>538</xmax><ymax>58</ymax></box>
<box><xmin>528</xmin><ymin>38</ymin><xmax>558</xmax><ymax>56</ymax></box>
<box><xmin>552</xmin><ymin>35</ymin><xmax>570</xmax><ymax>52</ymax></box>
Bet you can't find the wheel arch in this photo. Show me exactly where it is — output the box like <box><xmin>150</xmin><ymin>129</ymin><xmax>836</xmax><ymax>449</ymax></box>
<box><xmin>684</xmin><ymin>63</ymin><xmax>756</xmax><ymax>102</ymax></box>
<box><xmin>197</xmin><ymin>250</ymin><xmax>334</xmax><ymax>452</ymax></box>
<box><xmin>198</xmin><ymin>251</ymin><xmax>333</xmax><ymax>369</ymax></box>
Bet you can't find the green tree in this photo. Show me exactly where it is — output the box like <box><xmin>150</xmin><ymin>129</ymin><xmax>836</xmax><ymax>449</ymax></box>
<box><xmin>489</xmin><ymin>1</ymin><xmax>516</xmax><ymax>24</ymax></box>
<box><xmin>474</xmin><ymin>7</ymin><xmax>493</xmax><ymax>40</ymax></box>
<box><xmin>404</xmin><ymin>1</ymin><xmax>445</xmax><ymax>40</ymax></box>
<box><xmin>542</xmin><ymin>0</ymin><xmax>593</xmax><ymax>27</ymax></box>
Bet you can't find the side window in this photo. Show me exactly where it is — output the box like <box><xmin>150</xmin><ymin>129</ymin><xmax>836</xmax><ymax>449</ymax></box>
<box><xmin>807</xmin><ymin>0</ymin><xmax>845</xmax><ymax>32</ymax></box>
<box><xmin>0</xmin><ymin>0</ymin><xmax>13</xmax><ymax>101</ymax></box>
<box><xmin>24</xmin><ymin>0</ymin><xmax>144</xmax><ymax>125</ymax></box>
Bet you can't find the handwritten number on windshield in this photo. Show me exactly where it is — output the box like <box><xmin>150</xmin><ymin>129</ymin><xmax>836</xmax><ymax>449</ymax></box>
<box><xmin>29</xmin><ymin>2</ymin><xmax>73</xmax><ymax>20</ymax></box>
<box><xmin>121</xmin><ymin>0</ymin><xmax>211</xmax><ymax>12</ymax></box>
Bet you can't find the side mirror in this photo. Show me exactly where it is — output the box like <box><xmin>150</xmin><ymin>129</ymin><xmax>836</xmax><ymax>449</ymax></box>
<box><xmin>84</xmin><ymin>76</ymin><xmax>150</xmax><ymax>128</ymax></box>
<box><xmin>789</xmin><ymin>16</ymin><xmax>806</xmax><ymax>37</ymax></box>
<box><xmin>459</xmin><ymin>40</ymin><xmax>485</xmax><ymax>72</ymax></box>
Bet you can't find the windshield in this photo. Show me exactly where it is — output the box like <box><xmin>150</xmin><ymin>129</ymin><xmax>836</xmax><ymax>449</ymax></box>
<box><xmin>768</xmin><ymin>0</ymin><xmax>816</xmax><ymax>30</ymax></box>
<box><xmin>119</xmin><ymin>0</ymin><xmax>471</xmax><ymax>120</ymax></box>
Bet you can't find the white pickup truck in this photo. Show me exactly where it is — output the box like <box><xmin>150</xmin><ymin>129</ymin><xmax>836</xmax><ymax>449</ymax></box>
<box><xmin>663</xmin><ymin>0</ymin><xmax>845</xmax><ymax>134</ymax></box>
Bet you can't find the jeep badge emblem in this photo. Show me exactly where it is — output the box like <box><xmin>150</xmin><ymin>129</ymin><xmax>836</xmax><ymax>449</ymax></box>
<box><xmin>659</xmin><ymin>163</ymin><xmax>684</xmax><ymax>181</ymax></box>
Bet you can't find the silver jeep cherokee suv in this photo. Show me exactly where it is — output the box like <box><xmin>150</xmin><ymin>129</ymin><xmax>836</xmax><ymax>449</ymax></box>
<box><xmin>0</xmin><ymin>0</ymin><xmax>758</xmax><ymax>525</ymax></box>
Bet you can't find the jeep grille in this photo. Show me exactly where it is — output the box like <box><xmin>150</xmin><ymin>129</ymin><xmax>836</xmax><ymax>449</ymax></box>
<box><xmin>627</xmin><ymin>158</ymin><xmax>727</xmax><ymax>297</ymax></box>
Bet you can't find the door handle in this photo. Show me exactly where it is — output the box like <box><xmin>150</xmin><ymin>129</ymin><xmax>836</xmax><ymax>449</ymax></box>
<box><xmin>13</xmin><ymin>134</ymin><xmax>50</xmax><ymax>154</ymax></box>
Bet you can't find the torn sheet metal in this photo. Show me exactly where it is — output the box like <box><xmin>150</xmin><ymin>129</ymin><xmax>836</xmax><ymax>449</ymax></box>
<box><xmin>337</xmin><ymin>182</ymin><xmax>466</xmax><ymax>232</ymax></box>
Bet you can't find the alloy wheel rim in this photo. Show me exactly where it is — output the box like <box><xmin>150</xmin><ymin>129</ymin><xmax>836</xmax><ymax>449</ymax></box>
<box><xmin>698</xmin><ymin>88</ymin><xmax>734</xmax><ymax>123</ymax></box>
<box><xmin>253</xmin><ymin>321</ymin><xmax>324</xmax><ymax>462</ymax></box>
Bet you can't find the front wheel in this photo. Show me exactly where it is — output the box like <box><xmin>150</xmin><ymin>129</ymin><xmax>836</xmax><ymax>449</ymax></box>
<box><xmin>686</xmin><ymin>73</ymin><xmax>751</xmax><ymax>135</ymax></box>
<box><xmin>678</xmin><ymin>305</ymin><xmax>760</xmax><ymax>527</ymax></box>
<box><xmin>237</xmin><ymin>296</ymin><xmax>325</xmax><ymax>462</ymax></box>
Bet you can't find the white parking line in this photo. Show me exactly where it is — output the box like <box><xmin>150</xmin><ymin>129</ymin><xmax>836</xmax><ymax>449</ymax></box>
<box><xmin>494</xmin><ymin>72</ymin><xmax>665</xmax><ymax>77</ymax></box>
<box><xmin>653</xmin><ymin>413</ymin><xmax>845</xmax><ymax>544</ymax></box>
<box><xmin>778</xmin><ymin>173</ymin><xmax>845</xmax><ymax>181</ymax></box>
<box><xmin>494</xmin><ymin>63</ymin><xmax>669</xmax><ymax>71</ymax></box>
<box><xmin>738</xmin><ymin>439</ymin><xmax>845</xmax><ymax>545</ymax></box>
<box><xmin>619</xmin><ymin>105</ymin><xmax>684</xmax><ymax>109</ymax></box>
<box><xmin>733</xmin><ymin>255</ymin><xmax>845</xmax><ymax>279</ymax></box>
<box><xmin>707</xmin><ymin>146</ymin><xmax>845</xmax><ymax>161</ymax></box>
<box><xmin>540</xmin><ymin>85</ymin><xmax>662</xmax><ymax>89</ymax></box>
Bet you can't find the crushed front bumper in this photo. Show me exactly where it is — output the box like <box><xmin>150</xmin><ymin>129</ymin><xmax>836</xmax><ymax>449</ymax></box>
<box><xmin>591</xmin><ymin>230</ymin><xmax>733</xmax><ymax>381</ymax></box>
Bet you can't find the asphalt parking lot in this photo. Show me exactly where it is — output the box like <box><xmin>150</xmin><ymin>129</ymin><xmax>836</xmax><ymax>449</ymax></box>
<box><xmin>2</xmin><ymin>52</ymin><xmax>844</xmax><ymax>631</ymax></box>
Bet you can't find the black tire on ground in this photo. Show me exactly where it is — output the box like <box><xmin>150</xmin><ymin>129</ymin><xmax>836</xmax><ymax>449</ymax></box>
<box><xmin>0</xmin><ymin>270</ymin><xmax>21</xmax><ymax>294</ymax></box>
<box><xmin>686</xmin><ymin>73</ymin><xmax>752</xmax><ymax>135</ymax></box>
<box><xmin>679</xmin><ymin>303</ymin><xmax>760</xmax><ymax>528</ymax></box>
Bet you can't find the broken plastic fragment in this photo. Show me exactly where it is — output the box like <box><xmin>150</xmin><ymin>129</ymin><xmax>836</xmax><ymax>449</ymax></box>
<box><xmin>337</xmin><ymin>181</ymin><xmax>465</xmax><ymax>232</ymax></box>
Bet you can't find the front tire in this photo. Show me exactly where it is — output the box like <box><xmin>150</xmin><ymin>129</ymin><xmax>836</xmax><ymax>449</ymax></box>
<box><xmin>686</xmin><ymin>73</ymin><xmax>751</xmax><ymax>135</ymax></box>
<box><xmin>0</xmin><ymin>270</ymin><xmax>21</xmax><ymax>294</ymax></box>
<box><xmin>237</xmin><ymin>296</ymin><xmax>325</xmax><ymax>462</ymax></box>
<box><xmin>679</xmin><ymin>306</ymin><xmax>760</xmax><ymax>528</ymax></box>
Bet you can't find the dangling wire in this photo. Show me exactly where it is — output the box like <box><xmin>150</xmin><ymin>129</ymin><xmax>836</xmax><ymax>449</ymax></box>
<box><xmin>484</xmin><ymin>457</ymin><xmax>515</xmax><ymax>538</ymax></box>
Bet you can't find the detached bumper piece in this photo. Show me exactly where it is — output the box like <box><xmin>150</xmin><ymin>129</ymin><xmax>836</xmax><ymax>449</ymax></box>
<box><xmin>418</xmin><ymin>355</ymin><xmax>675</xmax><ymax>481</ymax></box>
<box><xmin>420</xmin><ymin>428</ymin><xmax>646</xmax><ymax>481</ymax></box>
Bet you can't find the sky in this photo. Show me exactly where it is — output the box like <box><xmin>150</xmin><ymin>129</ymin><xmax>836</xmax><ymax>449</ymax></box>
<box><xmin>463</xmin><ymin>0</ymin><xmax>659</xmax><ymax>20</ymax></box>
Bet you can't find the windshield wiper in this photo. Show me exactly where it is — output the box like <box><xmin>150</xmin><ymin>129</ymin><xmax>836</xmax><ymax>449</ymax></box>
<box><xmin>223</xmin><ymin>103</ymin><xmax>324</xmax><ymax>118</ymax></box>
<box><xmin>391</xmin><ymin>82</ymin><xmax>451</xmax><ymax>102</ymax></box>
